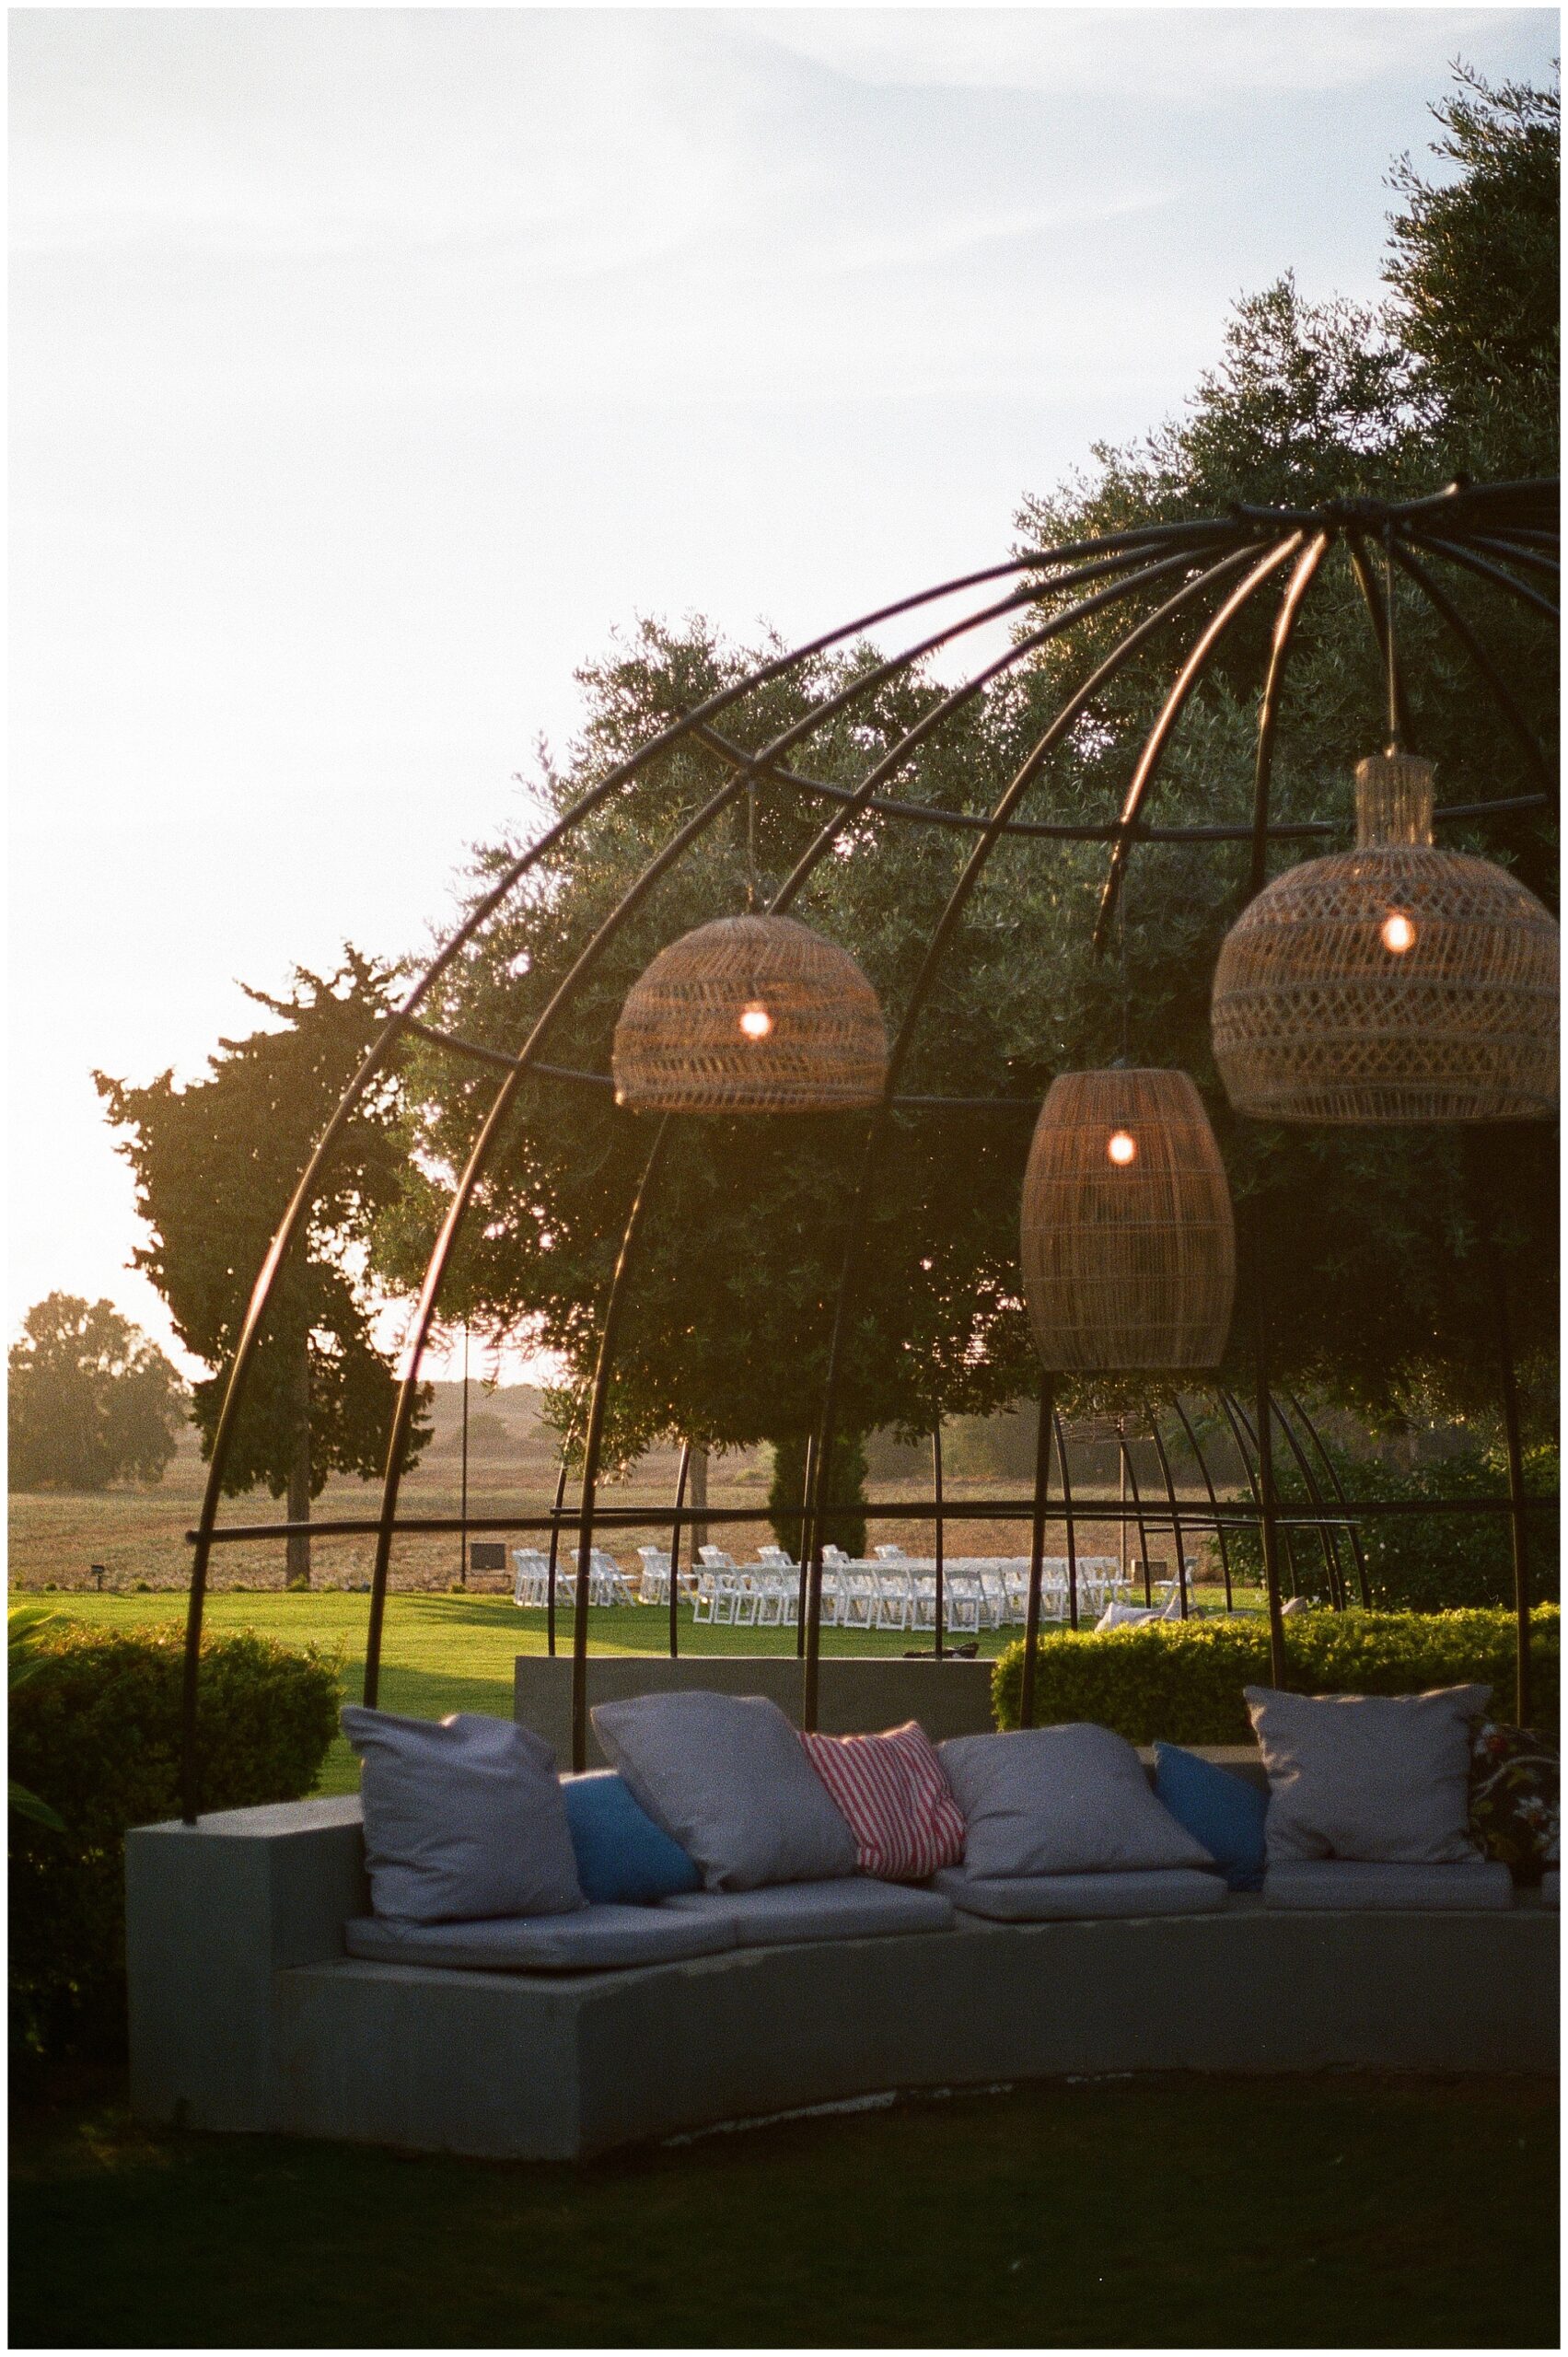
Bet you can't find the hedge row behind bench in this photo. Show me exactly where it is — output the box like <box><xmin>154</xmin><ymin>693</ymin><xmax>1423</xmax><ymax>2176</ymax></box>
<box><xmin>991</xmin><ymin>1608</ymin><xmax>1560</xmax><ymax>1743</ymax></box>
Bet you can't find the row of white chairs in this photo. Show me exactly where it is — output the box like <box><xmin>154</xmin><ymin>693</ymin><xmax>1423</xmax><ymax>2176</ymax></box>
<box><xmin>515</xmin><ymin>1540</ymin><xmax>1172</xmax><ymax>1629</ymax></box>
<box><xmin>511</xmin><ymin>1548</ymin><xmax>638</xmax><ymax>1609</ymax></box>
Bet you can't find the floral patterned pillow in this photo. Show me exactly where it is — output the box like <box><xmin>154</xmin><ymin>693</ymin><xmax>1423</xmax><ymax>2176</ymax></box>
<box><xmin>1469</xmin><ymin>1722</ymin><xmax>1560</xmax><ymax>1881</ymax></box>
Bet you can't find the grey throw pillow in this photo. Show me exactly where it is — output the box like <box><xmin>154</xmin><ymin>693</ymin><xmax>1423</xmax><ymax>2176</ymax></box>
<box><xmin>590</xmin><ymin>1691</ymin><xmax>859</xmax><ymax>1890</ymax></box>
<box><xmin>1245</xmin><ymin>1684</ymin><xmax>1492</xmax><ymax>1864</ymax></box>
<box><xmin>342</xmin><ymin>1706</ymin><xmax>584</xmax><ymax>1923</ymax></box>
<box><xmin>938</xmin><ymin>1724</ymin><xmax>1214</xmax><ymax>1879</ymax></box>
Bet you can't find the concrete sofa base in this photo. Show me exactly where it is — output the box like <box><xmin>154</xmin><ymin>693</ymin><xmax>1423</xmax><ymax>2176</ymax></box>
<box><xmin>126</xmin><ymin>1798</ymin><xmax>1559</xmax><ymax>2162</ymax></box>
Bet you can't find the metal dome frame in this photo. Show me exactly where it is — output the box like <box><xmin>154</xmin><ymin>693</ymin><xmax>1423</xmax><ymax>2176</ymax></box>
<box><xmin>178</xmin><ymin>478</ymin><xmax>1559</xmax><ymax>1817</ymax></box>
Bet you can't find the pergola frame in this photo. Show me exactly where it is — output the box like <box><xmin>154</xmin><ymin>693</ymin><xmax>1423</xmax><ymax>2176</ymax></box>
<box><xmin>179</xmin><ymin>479</ymin><xmax>1558</xmax><ymax>1815</ymax></box>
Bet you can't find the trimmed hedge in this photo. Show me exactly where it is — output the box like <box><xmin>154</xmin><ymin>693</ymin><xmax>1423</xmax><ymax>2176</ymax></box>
<box><xmin>991</xmin><ymin>1606</ymin><xmax>1559</xmax><ymax>1745</ymax></box>
<box><xmin>9</xmin><ymin>1624</ymin><xmax>340</xmax><ymax>2063</ymax></box>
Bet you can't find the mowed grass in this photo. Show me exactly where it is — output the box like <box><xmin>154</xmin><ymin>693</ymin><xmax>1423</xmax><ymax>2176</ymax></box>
<box><xmin>29</xmin><ymin>1589</ymin><xmax>1025</xmax><ymax>1794</ymax></box>
<box><xmin>10</xmin><ymin>2069</ymin><xmax>1557</xmax><ymax>2349</ymax></box>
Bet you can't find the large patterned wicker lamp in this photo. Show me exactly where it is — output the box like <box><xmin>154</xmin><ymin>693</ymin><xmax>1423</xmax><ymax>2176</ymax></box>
<box><xmin>612</xmin><ymin>912</ymin><xmax>888</xmax><ymax>1112</ymax></box>
<box><xmin>1211</xmin><ymin>752</ymin><xmax>1559</xmax><ymax>1123</ymax></box>
<box><xmin>1020</xmin><ymin>1067</ymin><xmax>1236</xmax><ymax>1370</ymax></box>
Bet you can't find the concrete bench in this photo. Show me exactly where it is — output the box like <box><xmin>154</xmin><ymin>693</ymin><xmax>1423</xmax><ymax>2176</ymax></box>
<box><xmin>125</xmin><ymin>1785</ymin><xmax>1558</xmax><ymax>2162</ymax></box>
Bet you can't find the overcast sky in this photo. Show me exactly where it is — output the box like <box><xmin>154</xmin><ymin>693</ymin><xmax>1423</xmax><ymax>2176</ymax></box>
<box><xmin>10</xmin><ymin>6</ymin><xmax>1559</xmax><ymax>1381</ymax></box>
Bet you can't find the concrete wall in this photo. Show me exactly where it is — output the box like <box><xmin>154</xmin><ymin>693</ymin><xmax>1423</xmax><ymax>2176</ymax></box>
<box><xmin>513</xmin><ymin>1654</ymin><xmax>997</xmax><ymax>1768</ymax></box>
<box><xmin>126</xmin><ymin>1792</ymin><xmax>1554</xmax><ymax>2161</ymax></box>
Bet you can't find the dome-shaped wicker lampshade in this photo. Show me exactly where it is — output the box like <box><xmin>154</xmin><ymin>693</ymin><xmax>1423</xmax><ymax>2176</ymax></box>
<box><xmin>1020</xmin><ymin>1067</ymin><xmax>1236</xmax><ymax>1372</ymax></box>
<box><xmin>1212</xmin><ymin>753</ymin><xmax>1559</xmax><ymax>1124</ymax></box>
<box><xmin>612</xmin><ymin>913</ymin><xmax>889</xmax><ymax>1113</ymax></box>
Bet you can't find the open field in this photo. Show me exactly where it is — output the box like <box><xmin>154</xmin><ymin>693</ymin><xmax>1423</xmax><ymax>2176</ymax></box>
<box><xmin>9</xmin><ymin>1457</ymin><xmax>1227</xmax><ymax>1595</ymax></box>
<box><xmin>11</xmin><ymin>2067</ymin><xmax>1557</xmax><ymax>2349</ymax></box>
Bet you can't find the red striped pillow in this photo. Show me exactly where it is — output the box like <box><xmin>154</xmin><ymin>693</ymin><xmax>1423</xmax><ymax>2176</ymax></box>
<box><xmin>799</xmin><ymin>1721</ymin><xmax>966</xmax><ymax>1882</ymax></box>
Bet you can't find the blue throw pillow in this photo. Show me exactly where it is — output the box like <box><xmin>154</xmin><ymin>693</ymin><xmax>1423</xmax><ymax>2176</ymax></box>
<box><xmin>1152</xmin><ymin>1743</ymin><xmax>1268</xmax><ymax>1892</ymax></box>
<box><xmin>562</xmin><ymin>1770</ymin><xmax>702</xmax><ymax>1906</ymax></box>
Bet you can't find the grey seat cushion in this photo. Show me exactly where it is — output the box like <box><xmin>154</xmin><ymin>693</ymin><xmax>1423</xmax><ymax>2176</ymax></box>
<box><xmin>663</xmin><ymin>1876</ymin><xmax>954</xmax><ymax>1945</ymax></box>
<box><xmin>341</xmin><ymin>1706</ymin><xmax>583</xmax><ymax>1923</ymax></box>
<box><xmin>592</xmin><ymin>1691</ymin><xmax>858</xmax><ymax>1890</ymax></box>
<box><xmin>933</xmin><ymin>1866</ymin><xmax>1228</xmax><ymax>1922</ymax></box>
<box><xmin>1262</xmin><ymin>1860</ymin><xmax>1515</xmax><ymax>1911</ymax></box>
<box><xmin>1541</xmin><ymin>1868</ymin><xmax>1560</xmax><ymax>1910</ymax></box>
<box><xmin>939</xmin><ymin>1725</ymin><xmax>1214</xmax><ymax>1879</ymax></box>
<box><xmin>343</xmin><ymin>1903</ymin><xmax>737</xmax><ymax>1971</ymax></box>
<box><xmin>1245</xmin><ymin>1684</ymin><xmax>1491</xmax><ymax>1865</ymax></box>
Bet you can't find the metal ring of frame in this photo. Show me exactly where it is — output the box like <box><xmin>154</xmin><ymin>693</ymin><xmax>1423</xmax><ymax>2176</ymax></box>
<box><xmin>178</xmin><ymin>481</ymin><xmax>1557</xmax><ymax>1813</ymax></box>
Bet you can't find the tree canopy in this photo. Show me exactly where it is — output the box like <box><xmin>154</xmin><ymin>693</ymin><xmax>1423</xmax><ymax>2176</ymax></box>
<box><xmin>8</xmin><ymin>1295</ymin><xmax>187</xmax><ymax>1492</ymax></box>
<box><xmin>366</xmin><ymin>66</ymin><xmax>1556</xmax><ymax>1457</ymax></box>
<box><xmin>97</xmin><ymin>952</ymin><xmax>430</xmax><ymax>1578</ymax></box>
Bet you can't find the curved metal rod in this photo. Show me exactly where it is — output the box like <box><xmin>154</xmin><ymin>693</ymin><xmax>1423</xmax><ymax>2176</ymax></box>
<box><xmin>568</xmin><ymin>1120</ymin><xmax>675</xmax><ymax>1769</ymax></box>
<box><xmin>1051</xmin><ymin>1408</ymin><xmax>1079</xmax><ymax>1630</ymax></box>
<box><xmin>774</xmin><ymin>538</ymin><xmax>1245</xmax><ymax>909</ymax></box>
<box><xmin>1386</xmin><ymin>542</ymin><xmax>1555</xmax><ymax>795</ymax></box>
<box><xmin>932</xmin><ymin>1423</ymin><xmax>945</xmax><ymax>1661</ymax></box>
<box><xmin>507</xmin><ymin>550</ymin><xmax>1216</xmax><ymax>1737</ymax></box>
<box><xmin>1092</xmin><ymin>534</ymin><xmax>1306</xmax><ymax>949</ymax></box>
<box><xmin>179</xmin><ymin>538</ymin><xmax>1169</xmax><ymax>1810</ymax></box>
<box><xmin>794</xmin><ymin>1433</ymin><xmax>815</xmax><ymax>1657</ymax></box>
<box><xmin>1216</xmin><ymin>1388</ymin><xmax>1277</xmax><ymax>1592</ymax></box>
<box><xmin>1017</xmin><ymin>1381</ymin><xmax>1055</xmax><ymax>1730</ymax></box>
<box><xmin>1170</xmin><ymin>1391</ymin><xmax>1235</xmax><ymax>1610</ymax></box>
<box><xmin>1285</xmin><ymin>1390</ymin><xmax>1371</xmax><ymax>1608</ymax></box>
<box><xmin>545</xmin><ymin>1422</ymin><xmax>575</xmax><ymax>1658</ymax></box>
<box><xmin>1247</xmin><ymin>533</ymin><xmax>1330</xmax><ymax>900</ymax></box>
<box><xmin>363</xmin><ymin>554</ymin><xmax>1155</xmax><ymax>1699</ymax></box>
<box><xmin>1143</xmin><ymin>1406</ymin><xmax>1190</xmax><ymax>1618</ymax></box>
<box><xmin>1404</xmin><ymin>530</ymin><xmax>1560</xmax><ymax>621</ymax></box>
<box><xmin>1344</xmin><ymin>533</ymin><xmax>1416</xmax><ymax>747</ymax></box>
<box><xmin>795</xmin><ymin>539</ymin><xmax>1272</xmax><ymax>1724</ymax></box>
<box><xmin>1121</xmin><ymin>1432</ymin><xmax>1154</xmax><ymax>1605</ymax></box>
<box><xmin>1269</xmin><ymin>1396</ymin><xmax>1346</xmax><ymax>1608</ymax></box>
<box><xmin>1466</xmin><ymin>533</ymin><xmax>1559</xmax><ymax>579</ymax></box>
<box><xmin>668</xmin><ymin>1438</ymin><xmax>691</xmax><ymax>1658</ymax></box>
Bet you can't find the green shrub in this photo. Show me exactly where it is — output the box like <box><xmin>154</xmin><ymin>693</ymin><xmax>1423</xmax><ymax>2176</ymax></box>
<box><xmin>991</xmin><ymin>1606</ymin><xmax>1559</xmax><ymax>1745</ymax></box>
<box><xmin>768</xmin><ymin>1433</ymin><xmax>868</xmax><ymax>1560</ymax></box>
<box><xmin>1222</xmin><ymin>1439</ymin><xmax>1558</xmax><ymax>1612</ymax></box>
<box><xmin>9</xmin><ymin>1624</ymin><xmax>340</xmax><ymax>2064</ymax></box>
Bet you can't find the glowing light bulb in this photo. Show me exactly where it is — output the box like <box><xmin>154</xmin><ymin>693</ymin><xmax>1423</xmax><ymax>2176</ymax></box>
<box><xmin>1380</xmin><ymin>911</ymin><xmax>1416</xmax><ymax>955</ymax></box>
<box><xmin>1107</xmin><ymin>1130</ymin><xmax>1137</xmax><ymax>1167</ymax></box>
<box><xmin>738</xmin><ymin>1002</ymin><xmax>772</xmax><ymax>1040</ymax></box>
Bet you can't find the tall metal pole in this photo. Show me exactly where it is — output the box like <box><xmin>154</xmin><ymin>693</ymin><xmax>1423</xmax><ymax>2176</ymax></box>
<box><xmin>932</xmin><ymin>1422</ymin><xmax>946</xmax><ymax>1662</ymax></box>
<box><xmin>1052</xmin><ymin>1409</ymin><xmax>1079</xmax><ymax>1631</ymax></box>
<box><xmin>1490</xmin><ymin>1246</ymin><xmax>1532</xmax><ymax>1726</ymax></box>
<box><xmin>1250</xmin><ymin>1201</ymin><xmax>1288</xmax><ymax>1688</ymax></box>
<box><xmin>1018</xmin><ymin>1379</ymin><xmax>1054</xmax><ymax>1731</ymax></box>
<box><xmin>458</xmin><ymin>1323</ymin><xmax>470</xmax><ymax>1590</ymax></box>
<box><xmin>795</xmin><ymin>1434</ymin><xmax>814</xmax><ymax>1660</ymax></box>
<box><xmin>668</xmin><ymin>1441</ymin><xmax>691</xmax><ymax>1661</ymax></box>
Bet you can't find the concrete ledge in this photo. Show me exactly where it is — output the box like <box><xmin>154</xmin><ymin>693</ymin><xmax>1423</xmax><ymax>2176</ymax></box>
<box><xmin>127</xmin><ymin>1794</ymin><xmax>1557</xmax><ymax>2161</ymax></box>
<box><xmin>513</xmin><ymin>1654</ymin><xmax>997</xmax><ymax>1768</ymax></box>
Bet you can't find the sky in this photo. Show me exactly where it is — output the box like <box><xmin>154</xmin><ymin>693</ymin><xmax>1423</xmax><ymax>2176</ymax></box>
<box><xmin>9</xmin><ymin>4</ymin><xmax>1560</xmax><ymax>1383</ymax></box>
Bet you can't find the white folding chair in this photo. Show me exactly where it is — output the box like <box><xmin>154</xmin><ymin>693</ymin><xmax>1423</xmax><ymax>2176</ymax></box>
<box><xmin>636</xmin><ymin>1547</ymin><xmax>671</xmax><ymax>1605</ymax></box>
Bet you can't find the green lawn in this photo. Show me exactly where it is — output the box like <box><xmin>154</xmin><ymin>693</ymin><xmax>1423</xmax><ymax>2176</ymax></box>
<box><xmin>31</xmin><ymin>1589</ymin><xmax>1020</xmax><ymax>1794</ymax></box>
<box><xmin>10</xmin><ymin>2068</ymin><xmax>1556</xmax><ymax>2348</ymax></box>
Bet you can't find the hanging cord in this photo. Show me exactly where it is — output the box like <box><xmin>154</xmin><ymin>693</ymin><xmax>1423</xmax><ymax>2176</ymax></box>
<box><xmin>1383</xmin><ymin>525</ymin><xmax>1402</xmax><ymax>756</ymax></box>
<box><xmin>745</xmin><ymin>777</ymin><xmax>759</xmax><ymax>912</ymax></box>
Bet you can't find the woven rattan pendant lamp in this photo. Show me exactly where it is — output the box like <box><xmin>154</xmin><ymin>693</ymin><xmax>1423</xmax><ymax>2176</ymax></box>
<box><xmin>1211</xmin><ymin>750</ymin><xmax>1559</xmax><ymax>1123</ymax></box>
<box><xmin>1020</xmin><ymin>1067</ymin><xmax>1236</xmax><ymax>1371</ymax></box>
<box><xmin>612</xmin><ymin>911</ymin><xmax>889</xmax><ymax>1112</ymax></box>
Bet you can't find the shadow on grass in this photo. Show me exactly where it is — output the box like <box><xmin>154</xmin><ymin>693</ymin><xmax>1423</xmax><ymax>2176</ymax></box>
<box><xmin>10</xmin><ymin>2068</ymin><xmax>1558</xmax><ymax>2350</ymax></box>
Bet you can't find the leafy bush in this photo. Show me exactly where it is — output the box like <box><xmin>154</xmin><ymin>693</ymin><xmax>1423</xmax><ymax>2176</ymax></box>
<box><xmin>992</xmin><ymin>1606</ymin><xmax>1559</xmax><ymax>1745</ymax></box>
<box><xmin>1221</xmin><ymin>1439</ymin><xmax>1558</xmax><ymax>1613</ymax></box>
<box><xmin>9</xmin><ymin>1624</ymin><xmax>340</xmax><ymax>2064</ymax></box>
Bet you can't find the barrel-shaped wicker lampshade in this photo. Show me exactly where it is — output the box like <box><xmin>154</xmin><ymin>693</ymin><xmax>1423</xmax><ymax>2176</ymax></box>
<box><xmin>1020</xmin><ymin>1068</ymin><xmax>1236</xmax><ymax>1372</ymax></box>
<box><xmin>612</xmin><ymin>912</ymin><xmax>889</xmax><ymax>1113</ymax></box>
<box><xmin>1212</xmin><ymin>753</ymin><xmax>1559</xmax><ymax>1124</ymax></box>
